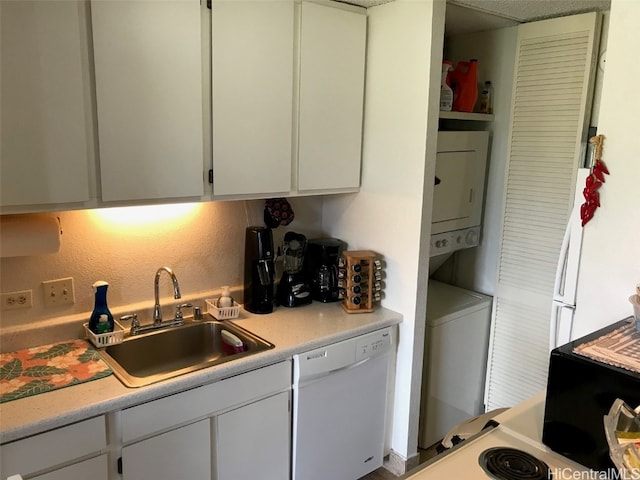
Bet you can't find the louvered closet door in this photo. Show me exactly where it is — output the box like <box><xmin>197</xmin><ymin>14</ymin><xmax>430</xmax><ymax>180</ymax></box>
<box><xmin>485</xmin><ymin>13</ymin><xmax>600</xmax><ymax>411</ymax></box>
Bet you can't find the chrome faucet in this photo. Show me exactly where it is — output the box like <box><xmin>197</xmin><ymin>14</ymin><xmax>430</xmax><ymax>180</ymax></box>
<box><xmin>153</xmin><ymin>266</ymin><xmax>181</xmax><ymax>324</ymax></box>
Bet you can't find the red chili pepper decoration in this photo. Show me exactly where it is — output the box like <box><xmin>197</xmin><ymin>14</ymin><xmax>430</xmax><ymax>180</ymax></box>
<box><xmin>592</xmin><ymin>167</ymin><xmax>606</xmax><ymax>183</ymax></box>
<box><xmin>594</xmin><ymin>159</ymin><xmax>609</xmax><ymax>175</ymax></box>
<box><xmin>580</xmin><ymin>135</ymin><xmax>608</xmax><ymax>227</ymax></box>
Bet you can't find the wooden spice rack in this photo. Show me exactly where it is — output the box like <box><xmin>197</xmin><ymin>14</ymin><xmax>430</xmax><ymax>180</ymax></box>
<box><xmin>340</xmin><ymin>250</ymin><xmax>383</xmax><ymax>314</ymax></box>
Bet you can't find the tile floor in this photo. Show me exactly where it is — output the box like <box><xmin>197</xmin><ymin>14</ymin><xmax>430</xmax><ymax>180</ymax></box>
<box><xmin>359</xmin><ymin>446</ymin><xmax>439</xmax><ymax>479</ymax></box>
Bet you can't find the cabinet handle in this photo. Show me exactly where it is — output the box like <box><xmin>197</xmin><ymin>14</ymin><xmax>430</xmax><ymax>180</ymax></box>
<box><xmin>118</xmin><ymin>457</ymin><xmax>123</xmax><ymax>475</ymax></box>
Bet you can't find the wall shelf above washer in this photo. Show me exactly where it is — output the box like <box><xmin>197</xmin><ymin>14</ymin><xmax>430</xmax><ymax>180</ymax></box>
<box><xmin>439</xmin><ymin>111</ymin><xmax>494</xmax><ymax>121</ymax></box>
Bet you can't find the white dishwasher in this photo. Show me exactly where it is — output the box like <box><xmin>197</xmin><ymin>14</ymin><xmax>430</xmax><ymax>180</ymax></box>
<box><xmin>292</xmin><ymin>327</ymin><xmax>392</xmax><ymax>480</ymax></box>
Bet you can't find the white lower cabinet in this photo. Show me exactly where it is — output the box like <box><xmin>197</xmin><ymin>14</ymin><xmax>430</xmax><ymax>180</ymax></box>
<box><xmin>121</xmin><ymin>420</ymin><xmax>211</xmax><ymax>480</ymax></box>
<box><xmin>31</xmin><ymin>455</ymin><xmax>108</xmax><ymax>480</ymax></box>
<box><xmin>0</xmin><ymin>416</ymin><xmax>107</xmax><ymax>480</ymax></box>
<box><xmin>115</xmin><ymin>361</ymin><xmax>291</xmax><ymax>480</ymax></box>
<box><xmin>216</xmin><ymin>391</ymin><xmax>290</xmax><ymax>480</ymax></box>
<box><xmin>2</xmin><ymin>363</ymin><xmax>291</xmax><ymax>480</ymax></box>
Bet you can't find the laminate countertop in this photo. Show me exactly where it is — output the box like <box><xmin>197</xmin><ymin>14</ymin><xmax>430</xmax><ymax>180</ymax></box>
<box><xmin>0</xmin><ymin>303</ymin><xmax>402</xmax><ymax>444</ymax></box>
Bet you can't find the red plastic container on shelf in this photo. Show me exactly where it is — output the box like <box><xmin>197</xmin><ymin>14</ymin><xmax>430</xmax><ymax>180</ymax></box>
<box><xmin>449</xmin><ymin>59</ymin><xmax>478</xmax><ymax>112</ymax></box>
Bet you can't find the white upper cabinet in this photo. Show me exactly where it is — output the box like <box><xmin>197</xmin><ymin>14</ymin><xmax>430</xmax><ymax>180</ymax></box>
<box><xmin>211</xmin><ymin>0</ymin><xmax>295</xmax><ymax>196</ymax></box>
<box><xmin>0</xmin><ymin>1</ymin><xmax>94</xmax><ymax>210</ymax></box>
<box><xmin>298</xmin><ymin>2</ymin><xmax>366</xmax><ymax>192</ymax></box>
<box><xmin>211</xmin><ymin>0</ymin><xmax>366</xmax><ymax>198</ymax></box>
<box><xmin>91</xmin><ymin>0</ymin><xmax>205</xmax><ymax>203</ymax></box>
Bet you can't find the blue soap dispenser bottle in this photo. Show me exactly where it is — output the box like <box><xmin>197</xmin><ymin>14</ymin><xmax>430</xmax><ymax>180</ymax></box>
<box><xmin>89</xmin><ymin>281</ymin><xmax>114</xmax><ymax>334</ymax></box>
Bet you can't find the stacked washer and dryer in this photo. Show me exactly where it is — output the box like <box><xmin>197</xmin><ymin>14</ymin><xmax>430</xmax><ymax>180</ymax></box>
<box><xmin>419</xmin><ymin>130</ymin><xmax>493</xmax><ymax>449</ymax></box>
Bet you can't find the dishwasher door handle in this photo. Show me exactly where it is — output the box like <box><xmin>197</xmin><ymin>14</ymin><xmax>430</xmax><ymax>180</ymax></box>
<box><xmin>296</xmin><ymin>355</ymin><xmax>376</xmax><ymax>388</ymax></box>
<box><xmin>297</xmin><ymin>357</ymin><xmax>371</xmax><ymax>387</ymax></box>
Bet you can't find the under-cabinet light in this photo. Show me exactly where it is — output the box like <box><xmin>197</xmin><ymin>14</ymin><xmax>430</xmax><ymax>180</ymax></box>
<box><xmin>90</xmin><ymin>203</ymin><xmax>201</xmax><ymax>227</ymax></box>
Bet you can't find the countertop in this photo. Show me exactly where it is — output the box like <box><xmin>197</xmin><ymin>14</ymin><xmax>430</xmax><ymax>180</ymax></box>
<box><xmin>0</xmin><ymin>303</ymin><xmax>402</xmax><ymax>444</ymax></box>
<box><xmin>491</xmin><ymin>390</ymin><xmax>546</xmax><ymax>441</ymax></box>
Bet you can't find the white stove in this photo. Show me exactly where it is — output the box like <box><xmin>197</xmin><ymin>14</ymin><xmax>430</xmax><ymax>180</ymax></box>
<box><xmin>404</xmin><ymin>392</ymin><xmax>595</xmax><ymax>480</ymax></box>
<box><xmin>404</xmin><ymin>424</ymin><xmax>591</xmax><ymax>480</ymax></box>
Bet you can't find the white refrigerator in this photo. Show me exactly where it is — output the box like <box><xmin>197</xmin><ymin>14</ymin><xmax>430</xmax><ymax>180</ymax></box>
<box><xmin>549</xmin><ymin>168</ymin><xmax>591</xmax><ymax>350</ymax></box>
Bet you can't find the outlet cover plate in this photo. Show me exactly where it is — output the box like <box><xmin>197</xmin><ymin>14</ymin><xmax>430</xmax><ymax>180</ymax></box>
<box><xmin>1</xmin><ymin>290</ymin><xmax>33</xmax><ymax>310</ymax></box>
<box><xmin>42</xmin><ymin>277</ymin><xmax>75</xmax><ymax>307</ymax></box>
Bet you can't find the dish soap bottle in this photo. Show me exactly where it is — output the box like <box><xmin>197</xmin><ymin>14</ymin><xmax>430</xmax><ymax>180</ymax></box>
<box><xmin>89</xmin><ymin>281</ymin><xmax>114</xmax><ymax>334</ymax></box>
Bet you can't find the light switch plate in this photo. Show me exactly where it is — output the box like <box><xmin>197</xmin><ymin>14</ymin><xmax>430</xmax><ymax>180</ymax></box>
<box><xmin>42</xmin><ymin>277</ymin><xmax>75</xmax><ymax>307</ymax></box>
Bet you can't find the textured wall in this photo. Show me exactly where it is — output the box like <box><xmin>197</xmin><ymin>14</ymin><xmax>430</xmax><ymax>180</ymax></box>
<box><xmin>0</xmin><ymin>198</ymin><xmax>322</xmax><ymax>330</ymax></box>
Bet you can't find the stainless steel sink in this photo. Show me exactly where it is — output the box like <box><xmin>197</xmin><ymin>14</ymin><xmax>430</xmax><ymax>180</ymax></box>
<box><xmin>100</xmin><ymin>320</ymin><xmax>274</xmax><ymax>388</ymax></box>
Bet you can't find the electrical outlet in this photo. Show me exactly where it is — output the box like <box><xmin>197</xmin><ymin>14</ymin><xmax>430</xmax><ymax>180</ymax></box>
<box><xmin>1</xmin><ymin>290</ymin><xmax>33</xmax><ymax>310</ymax></box>
<box><xmin>42</xmin><ymin>277</ymin><xmax>75</xmax><ymax>307</ymax></box>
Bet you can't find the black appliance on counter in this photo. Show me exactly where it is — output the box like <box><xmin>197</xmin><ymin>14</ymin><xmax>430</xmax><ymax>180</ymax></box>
<box><xmin>243</xmin><ymin>226</ymin><xmax>275</xmax><ymax>314</ymax></box>
<box><xmin>542</xmin><ymin>317</ymin><xmax>640</xmax><ymax>472</ymax></box>
<box><xmin>277</xmin><ymin>231</ymin><xmax>312</xmax><ymax>308</ymax></box>
<box><xmin>306</xmin><ymin>238</ymin><xmax>343</xmax><ymax>303</ymax></box>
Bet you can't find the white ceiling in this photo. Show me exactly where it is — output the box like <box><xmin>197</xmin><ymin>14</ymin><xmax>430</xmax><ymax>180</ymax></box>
<box><xmin>450</xmin><ymin>0</ymin><xmax>610</xmax><ymax>22</ymax></box>
<box><xmin>343</xmin><ymin>0</ymin><xmax>611</xmax><ymax>35</ymax></box>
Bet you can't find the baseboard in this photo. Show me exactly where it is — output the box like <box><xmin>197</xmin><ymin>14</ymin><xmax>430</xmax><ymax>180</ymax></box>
<box><xmin>383</xmin><ymin>449</ymin><xmax>421</xmax><ymax>476</ymax></box>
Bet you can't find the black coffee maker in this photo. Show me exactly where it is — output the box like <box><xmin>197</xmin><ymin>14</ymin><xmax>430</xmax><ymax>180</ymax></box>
<box><xmin>306</xmin><ymin>238</ymin><xmax>343</xmax><ymax>303</ymax></box>
<box><xmin>277</xmin><ymin>232</ymin><xmax>312</xmax><ymax>308</ymax></box>
<box><xmin>243</xmin><ymin>226</ymin><xmax>275</xmax><ymax>314</ymax></box>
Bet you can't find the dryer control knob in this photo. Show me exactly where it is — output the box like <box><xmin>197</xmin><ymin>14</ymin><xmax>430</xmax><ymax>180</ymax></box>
<box><xmin>466</xmin><ymin>230</ymin><xmax>479</xmax><ymax>245</ymax></box>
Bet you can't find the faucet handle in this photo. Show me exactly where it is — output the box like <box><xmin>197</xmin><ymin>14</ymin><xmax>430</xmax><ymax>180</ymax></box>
<box><xmin>120</xmin><ymin>314</ymin><xmax>139</xmax><ymax>335</ymax></box>
<box><xmin>175</xmin><ymin>303</ymin><xmax>193</xmax><ymax>320</ymax></box>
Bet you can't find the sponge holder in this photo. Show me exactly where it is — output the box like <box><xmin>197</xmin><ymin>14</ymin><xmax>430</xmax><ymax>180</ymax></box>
<box><xmin>84</xmin><ymin>320</ymin><xmax>125</xmax><ymax>348</ymax></box>
<box><xmin>206</xmin><ymin>299</ymin><xmax>241</xmax><ymax>320</ymax></box>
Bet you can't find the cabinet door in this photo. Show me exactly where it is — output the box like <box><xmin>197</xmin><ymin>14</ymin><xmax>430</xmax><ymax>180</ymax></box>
<box><xmin>0</xmin><ymin>1</ymin><xmax>92</xmax><ymax>208</ymax></box>
<box><xmin>121</xmin><ymin>419</ymin><xmax>211</xmax><ymax>480</ymax></box>
<box><xmin>91</xmin><ymin>0</ymin><xmax>204</xmax><ymax>202</ymax></box>
<box><xmin>0</xmin><ymin>416</ymin><xmax>106</xmax><ymax>480</ymax></box>
<box><xmin>297</xmin><ymin>2</ymin><xmax>366</xmax><ymax>192</ymax></box>
<box><xmin>485</xmin><ymin>12</ymin><xmax>600</xmax><ymax>411</ymax></box>
<box><xmin>211</xmin><ymin>0</ymin><xmax>294</xmax><ymax>196</ymax></box>
<box><xmin>215</xmin><ymin>391</ymin><xmax>290</xmax><ymax>480</ymax></box>
<box><xmin>31</xmin><ymin>455</ymin><xmax>108</xmax><ymax>480</ymax></box>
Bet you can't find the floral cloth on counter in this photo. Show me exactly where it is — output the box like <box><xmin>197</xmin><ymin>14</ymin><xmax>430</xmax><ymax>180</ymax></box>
<box><xmin>0</xmin><ymin>339</ymin><xmax>112</xmax><ymax>403</ymax></box>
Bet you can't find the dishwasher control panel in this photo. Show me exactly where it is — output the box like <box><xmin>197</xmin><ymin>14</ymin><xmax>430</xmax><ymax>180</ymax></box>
<box><xmin>355</xmin><ymin>329</ymin><xmax>392</xmax><ymax>362</ymax></box>
<box><xmin>294</xmin><ymin>327</ymin><xmax>392</xmax><ymax>380</ymax></box>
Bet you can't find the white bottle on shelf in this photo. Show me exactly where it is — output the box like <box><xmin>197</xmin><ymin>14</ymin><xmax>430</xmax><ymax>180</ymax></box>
<box><xmin>479</xmin><ymin>80</ymin><xmax>493</xmax><ymax>114</ymax></box>
<box><xmin>440</xmin><ymin>61</ymin><xmax>453</xmax><ymax>111</ymax></box>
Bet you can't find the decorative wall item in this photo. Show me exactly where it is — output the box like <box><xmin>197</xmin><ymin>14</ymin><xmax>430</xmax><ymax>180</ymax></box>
<box><xmin>581</xmin><ymin>135</ymin><xmax>609</xmax><ymax>227</ymax></box>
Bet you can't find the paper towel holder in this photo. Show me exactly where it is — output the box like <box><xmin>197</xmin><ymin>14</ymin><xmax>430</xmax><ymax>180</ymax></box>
<box><xmin>0</xmin><ymin>214</ymin><xmax>63</xmax><ymax>258</ymax></box>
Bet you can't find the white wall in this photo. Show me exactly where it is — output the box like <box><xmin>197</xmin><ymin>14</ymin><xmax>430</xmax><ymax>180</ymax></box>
<box><xmin>322</xmin><ymin>0</ymin><xmax>444</xmax><ymax>461</ymax></box>
<box><xmin>573</xmin><ymin>0</ymin><xmax>640</xmax><ymax>337</ymax></box>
